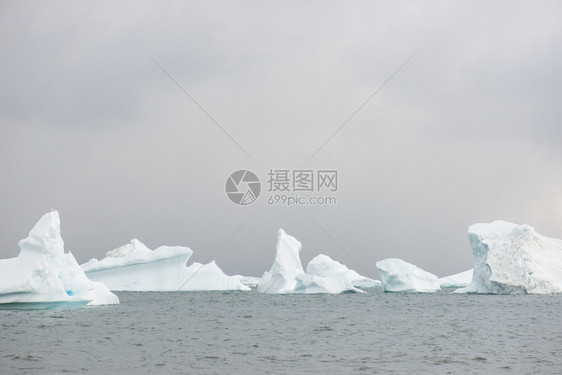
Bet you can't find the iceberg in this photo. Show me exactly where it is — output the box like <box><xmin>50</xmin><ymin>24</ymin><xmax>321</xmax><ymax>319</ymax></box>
<box><xmin>232</xmin><ymin>275</ymin><xmax>261</xmax><ymax>288</ymax></box>
<box><xmin>306</xmin><ymin>254</ymin><xmax>381</xmax><ymax>288</ymax></box>
<box><xmin>0</xmin><ymin>211</ymin><xmax>118</xmax><ymax>309</ymax></box>
<box><xmin>375</xmin><ymin>258</ymin><xmax>441</xmax><ymax>293</ymax></box>
<box><xmin>439</xmin><ymin>269</ymin><xmax>473</xmax><ymax>288</ymax></box>
<box><xmin>81</xmin><ymin>239</ymin><xmax>194</xmax><ymax>291</ymax></box>
<box><xmin>181</xmin><ymin>261</ymin><xmax>251</xmax><ymax>291</ymax></box>
<box><xmin>257</xmin><ymin>229</ymin><xmax>362</xmax><ymax>294</ymax></box>
<box><xmin>82</xmin><ymin>239</ymin><xmax>249</xmax><ymax>291</ymax></box>
<box><xmin>257</xmin><ymin>229</ymin><xmax>305</xmax><ymax>294</ymax></box>
<box><xmin>293</xmin><ymin>273</ymin><xmax>362</xmax><ymax>294</ymax></box>
<box><xmin>456</xmin><ymin>220</ymin><xmax>562</xmax><ymax>294</ymax></box>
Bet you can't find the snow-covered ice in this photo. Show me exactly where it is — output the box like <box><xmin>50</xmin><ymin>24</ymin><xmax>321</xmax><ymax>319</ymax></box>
<box><xmin>0</xmin><ymin>211</ymin><xmax>118</xmax><ymax>308</ymax></box>
<box><xmin>82</xmin><ymin>239</ymin><xmax>249</xmax><ymax>291</ymax></box>
<box><xmin>293</xmin><ymin>273</ymin><xmax>361</xmax><ymax>294</ymax></box>
<box><xmin>81</xmin><ymin>239</ymin><xmax>194</xmax><ymax>291</ymax></box>
<box><xmin>306</xmin><ymin>254</ymin><xmax>381</xmax><ymax>288</ymax></box>
<box><xmin>181</xmin><ymin>261</ymin><xmax>251</xmax><ymax>291</ymax></box>
<box><xmin>376</xmin><ymin>258</ymin><xmax>441</xmax><ymax>293</ymax></box>
<box><xmin>439</xmin><ymin>269</ymin><xmax>473</xmax><ymax>288</ymax></box>
<box><xmin>456</xmin><ymin>220</ymin><xmax>562</xmax><ymax>294</ymax></box>
<box><xmin>233</xmin><ymin>275</ymin><xmax>261</xmax><ymax>288</ymax></box>
<box><xmin>257</xmin><ymin>229</ymin><xmax>305</xmax><ymax>294</ymax></box>
<box><xmin>257</xmin><ymin>229</ymin><xmax>362</xmax><ymax>294</ymax></box>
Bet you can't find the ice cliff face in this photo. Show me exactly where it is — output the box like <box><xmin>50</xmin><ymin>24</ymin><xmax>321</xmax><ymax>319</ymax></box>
<box><xmin>0</xmin><ymin>211</ymin><xmax>118</xmax><ymax>308</ymax></box>
<box><xmin>456</xmin><ymin>221</ymin><xmax>562</xmax><ymax>294</ymax></box>
<box><xmin>376</xmin><ymin>258</ymin><xmax>441</xmax><ymax>293</ymax></box>
<box><xmin>82</xmin><ymin>239</ymin><xmax>249</xmax><ymax>291</ymax></box>
<box><xmin>257</xmin><ymin>229</ymin><xmax>361</xmax><ymax>294</ymax></box>
<box><xmin>306</xmin><ymin>254</ymin><xmax>380</xmax><ymax>288</ymax></box>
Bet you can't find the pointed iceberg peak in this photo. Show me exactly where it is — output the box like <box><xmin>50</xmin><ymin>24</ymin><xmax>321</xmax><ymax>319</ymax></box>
<box><xmin>17</xmin><ymin>210</ymin><xmax>63</xmax><ymax>257</ymax></box>
<box><xmin>277</xmin><ymin>228</ymin><xmax>301</xmax><ymax>252</ymax></box>
<box><xmin>258</xmin><ymin>229</ymin><xmax>361</xmax><ymax>294</ymax></box>
<box><xmin>257</xmin><ymin>228</ymin><xmax>306</xmax><ymax>293</ymax></box>
<box><xmin>0</xmin><ymin>210</ymin><xmax>119</xmax><ymax>307</ymax></box>
<box><xmin>273</xmin><ymin>228</ymin><xmax>304</xmax><ymax>277</ymax></box>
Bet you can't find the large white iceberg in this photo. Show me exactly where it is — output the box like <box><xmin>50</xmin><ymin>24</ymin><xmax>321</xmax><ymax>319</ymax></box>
<box><xmin>81</xmin><ymin>239</ymin><xmax>193</xmax><ymax>291</ymax></box>
<box><xmin>257</xmin><ymin>229</ymin><xmax>361</xmax><ymax>294</ymax></box>
<box><xmin>439</xmin><ymin>269</ymin><xmax>473</xmax><ymax>288</ymax></box>
<box><xmin>456</xmin><ymin>220</ymin><xmax>562</xmax><ymax>294</ymax></box>
<box><xmin>82</xmin><ymin>239</ymin><xmax>249</xmax><ymax>291</ymax></box>
<box><xmin>257</xmin><ymin>229</ymin><xmax>305</xmax><ymax>294</ymax></box>
<box><xmin>376</xmin><ymin>258</ymin><xmax>441</xmax><ymax>293</ymax></box>
<box><xmin>306</xmin><ymin>254</ymin><xmax>381</xmax><ymax>288</ymax></box>
<box><xmin>0</xmin><ymin>211</ymin><xmax>118</xmax><ymax>309</ymax></box>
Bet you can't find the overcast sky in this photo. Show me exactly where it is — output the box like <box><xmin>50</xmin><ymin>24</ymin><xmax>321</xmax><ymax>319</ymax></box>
<box><xmin>1</xmin><ymin>1</ymin><xmax>561</xmax><ymax>279</ymax></box>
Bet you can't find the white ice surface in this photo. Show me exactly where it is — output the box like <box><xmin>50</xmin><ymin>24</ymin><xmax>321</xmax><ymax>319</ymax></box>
<box><xmin>293</xmin><ymin>273</ymin><xmax>360</xmax><ymax>294</ymax></box>
<box><xmin>0</xmin><ymin>211</ymin><xmax>118</xmax><ymax>307</ymax></box>
<box><xmin>232</xmin><ymin>275</ymin><xmax>261</xmax><ymax>288</ymax></box>
<box><xmin>306</xmin><ymin>254</ymin><xmax>381</xmax><ymax>288</ymax></box>
<box><xmin>257</xmin><ymin>229</ymin><xmax>305</xmax><ymax>294</ymax></box>
<box><xmin>456</xmin><ymin>220</ymin><xmax>562</xmax><ymax>294</ymax></box>
<box><xmin>82</xmin><ymin>240</ymin><xmax>249</xmax><ymax>291</ymax></box>
<box><xmin>376</xmin><ymin>258</ymin><xmax>441</xmax><ymax>293</ymax></box>
<box><xmin>257</xmin><ymin>229</ymin><xmax>362</xmax><ymax>294</ymax></box>
<box><xmin>439</xmin><ymin>269</ymin><xmax>473</xmax><ymax>288</ymax></box>
<box><xmin>180</xmin><ymin>261</ymin><xmax>250</xmax><ymax>291</ymax></box>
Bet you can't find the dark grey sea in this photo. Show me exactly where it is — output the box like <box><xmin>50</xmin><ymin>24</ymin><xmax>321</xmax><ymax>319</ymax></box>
<box><xmin>1</xmin><ymin>290</ymin><xmax>561</xmax><ymax>374</ymax></box>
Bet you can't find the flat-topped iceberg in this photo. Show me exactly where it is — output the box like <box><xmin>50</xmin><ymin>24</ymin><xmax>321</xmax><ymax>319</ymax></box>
<box><xmin>456</xmin><ymin>220</ymin><xmax>562</xmax><ymax>294</ymax></box>
<box><xmin>82</xmin><ymin>239</ymin><xmax>249</xmax><ymax>291</ymax></box>
<box><xmin>439</xmin><ymin>269</ymin><xmax>473</xmax><ymax>288</ymax></box>
<box><xmin>0</xmin><ymin>211</ymin><xmax>118</xmax><ymax>309</ymax></box>
<box><xmin>306</xmin><ymin>254</ymin><xmax>381</xmax><ymax>288</ymax></box>
<box><xmin>257</xmin><ymin>229</ymin><xmax>362</xmax><ymax>294</ymax></box>
<box><xmin>376</xmin><ymin>258</ymin><xmax>441</xmax><ymax>293</ymax></box>
<box><xmin>81</xmin><ymin>239</ymin><xmax>194</xmax><ymax>291</ymax></box>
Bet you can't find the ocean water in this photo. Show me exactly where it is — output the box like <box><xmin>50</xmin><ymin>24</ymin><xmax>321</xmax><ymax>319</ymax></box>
<box><xmin>1</xmin><ymin>290</ymin><xmax>561</xmax><ymax>374</ymax></box>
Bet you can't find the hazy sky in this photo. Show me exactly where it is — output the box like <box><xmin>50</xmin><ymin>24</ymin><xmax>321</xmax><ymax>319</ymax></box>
<box><xmin>1</xmin><ymin>1</ymin><xmax>561</xmax><ymax>279</ymax></box>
